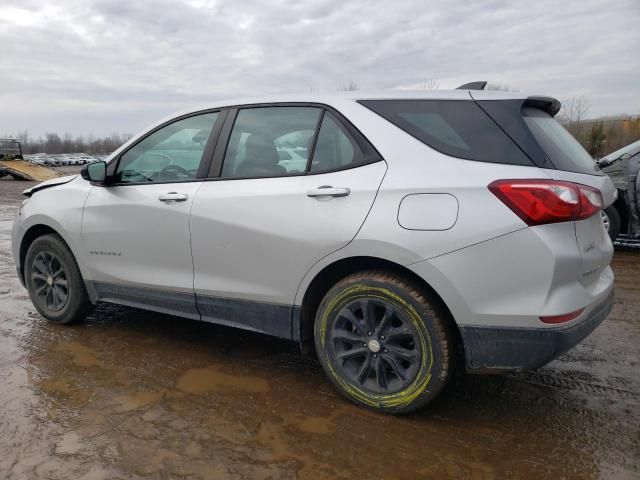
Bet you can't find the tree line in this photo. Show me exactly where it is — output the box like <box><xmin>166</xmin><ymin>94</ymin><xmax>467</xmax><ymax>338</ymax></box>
<box><xmin>556</xmin><ymin>96</ymin><xmax>639</xmax><ymax>158</ymax></box>
<box><xmin>8</xmin><ymin>131</ymin><xmax>133</xmax><ymax>155</ymax></box>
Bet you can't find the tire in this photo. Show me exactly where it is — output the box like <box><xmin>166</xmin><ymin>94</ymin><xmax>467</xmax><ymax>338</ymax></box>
<box><xmin>603</xmin><ymin>206</ymin><xmax>621</xmax><ymax>242</ymax></box>
<box><xmin>314</xmin><ymin>270</ymin><xmax>455</xmax><ymax>414</ymax></box>
<box><xmin>24</xmin><ymin>234</ymin><xmax>93</xmax><ymax>324</ymax></box>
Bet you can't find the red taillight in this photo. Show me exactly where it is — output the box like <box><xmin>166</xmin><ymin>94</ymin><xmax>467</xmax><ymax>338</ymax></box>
<box><xmin>540</xmin><ymin>308</ymin><xmax>584</xmax><ymax>324</ymax></box>
<box><xmin>488</xmin><ymin>179</ymin><xmax>603</xmax><ymax>226</ymax></box>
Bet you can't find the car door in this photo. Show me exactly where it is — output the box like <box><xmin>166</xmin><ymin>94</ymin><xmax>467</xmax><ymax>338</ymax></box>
<box><xmin>190</xmin><ymin>105</ymin><xmax>387</xmax><ymax>337</ymax></box>
<box><xmin>81</xmin><ymin>111</ymin><xmax>222</xmax><ymax>319</ymax></box>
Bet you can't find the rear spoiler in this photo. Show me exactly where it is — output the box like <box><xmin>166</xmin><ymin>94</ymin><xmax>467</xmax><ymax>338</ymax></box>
<box><xmin>524</xmin><ymin>96</ymin><xmax>561</xmax><ymax>117</ymax></box>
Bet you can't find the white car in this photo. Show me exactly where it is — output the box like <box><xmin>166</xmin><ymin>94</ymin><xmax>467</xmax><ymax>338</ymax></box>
<box><xmin>11</xmin><ymin>88</ymin><xmax>615</xmax><ymax>413</ymax></box>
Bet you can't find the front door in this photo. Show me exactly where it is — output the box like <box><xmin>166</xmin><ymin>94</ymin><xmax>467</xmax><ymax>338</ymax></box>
<box><xmin>82</xmin><ymin>111</ymin><xmax>220</xmax><ymax>318</ymax></box>
<box><xmin>190</xmin><ymin>106</ymin><xmax>386</xmax><ymax>337</ymax></box>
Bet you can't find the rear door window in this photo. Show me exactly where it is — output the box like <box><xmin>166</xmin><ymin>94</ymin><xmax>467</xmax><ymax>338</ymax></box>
<box><xmin>221</xmin><ymin>107</ymin><xmax>321</xmax><ymax>178</ymax></box>
<box><xmin>359</xmin><ymin>100</ymin><xmax>533</xmax><ymax>166</ymax></box>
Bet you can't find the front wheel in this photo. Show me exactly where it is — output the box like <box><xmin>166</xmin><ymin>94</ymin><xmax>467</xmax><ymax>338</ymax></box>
<box><xmin>24</xmin><ymin>234</ymin><xmax>94</xmax><ymax>324</ymax></box>
<box><xmin>314</xmin><ymin>271</ymin><xmax>455</xmax><ymax>414</ymax></box>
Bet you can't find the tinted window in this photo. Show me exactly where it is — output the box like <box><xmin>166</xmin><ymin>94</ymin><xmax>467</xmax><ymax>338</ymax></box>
<box><xmin>222</xmin><ymin>107</ymin><xmax>321</xmax><ymax>178</ymax></box>
<box><xmin>359</xmin><ymin>100</ymin><xmax>533</xmax><ymax>166</ymax></box>
<box><xmin>310</xmin><ymin>113</ymin><xmax>363</xmax><ymax>173</ymax></box>
<box><xmin>116</xmin><ymin>112</ymin><xmax>218</xmax><ymax>183</ymax></box>
<box><xmin>522</xmin><ymin>107</ymin><xmax>600</xmax><ymax>175</ymax></box>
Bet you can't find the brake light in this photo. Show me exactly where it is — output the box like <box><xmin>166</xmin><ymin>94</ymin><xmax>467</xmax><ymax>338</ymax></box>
<box><xmin>488</xmin><ymin>179</ymin><xmax>603</xmax><ymax>226</ymax></box>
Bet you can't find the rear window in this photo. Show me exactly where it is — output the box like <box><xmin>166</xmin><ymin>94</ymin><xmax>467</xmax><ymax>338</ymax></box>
<box><xmin>359</xmin><ymin>100</ymin><xmax>533</xmax><ymax>166</ymax></box>
<box><xmin>522</xmin><ymin>107</ymin><xmax>600</xmax><ymax>175</ymax></box>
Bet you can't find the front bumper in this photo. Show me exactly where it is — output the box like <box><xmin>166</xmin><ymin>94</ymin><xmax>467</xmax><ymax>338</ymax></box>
<box><xmin>460</xmin><ymin>289</ymin><xmax>615</xmax><ymax>372</ymax></box>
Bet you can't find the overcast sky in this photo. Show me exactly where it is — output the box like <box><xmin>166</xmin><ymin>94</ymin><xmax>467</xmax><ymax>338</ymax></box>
<box><xmin>1</xmin><ymin>0</ymin><xmax>638</xmax><ymax>138</ymax></box>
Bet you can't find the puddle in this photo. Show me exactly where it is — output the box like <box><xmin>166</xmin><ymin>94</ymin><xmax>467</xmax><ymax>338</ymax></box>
<box><xmin>176</xmin><ymin>367</ymin><xmax>270</xmax><ymax>394</ymax></box>
<box><xmin>55</xmin><ymin>341</ymin><xmax>102</xmax><ymax>367</ymax></box>
<box><xmin>114</xmin><ymin>391</ymin><xmax>163</xmax><ymax>412</ymax></box>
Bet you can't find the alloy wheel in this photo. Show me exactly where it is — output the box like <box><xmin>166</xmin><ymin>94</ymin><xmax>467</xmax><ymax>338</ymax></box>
<box><xmin>329</xmin><ymin>298</ymin><xmax>422</xmax><ymax>394</ymax></box>
<box><xmin>31</xmin><ymin>251</ymin><xmax>69</xmax><ymax>311</ymax></box>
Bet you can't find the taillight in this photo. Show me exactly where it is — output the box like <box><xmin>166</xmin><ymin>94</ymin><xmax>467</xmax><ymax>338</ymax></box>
<box><xmin>488</xmin><ymin>179</ymin><xmax>603</xmax><ymax>226</ymax></box>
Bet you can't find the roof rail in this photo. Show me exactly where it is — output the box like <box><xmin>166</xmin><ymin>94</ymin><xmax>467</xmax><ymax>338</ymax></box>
<box><xmin>456</xmin><ymin>81</ymin><xmax>487</xmax><ymax>90</ymax></box>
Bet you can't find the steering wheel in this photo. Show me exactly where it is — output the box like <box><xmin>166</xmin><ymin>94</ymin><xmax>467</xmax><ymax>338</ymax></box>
<box><xmin>158</xmin><ymin>164</ymin><xmax>189</xmax><ymax>179</ymax></box>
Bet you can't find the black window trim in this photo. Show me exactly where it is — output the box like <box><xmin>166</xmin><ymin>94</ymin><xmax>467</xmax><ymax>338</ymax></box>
<box><xmin>105</xmin><ymin>108</ymin><xmax>227</xmax><ymax>187</ymax></box>
<box><xmin>205</xmin><ymin>101</ymin><xmax>384</xmax><ymax>181</ymax></box>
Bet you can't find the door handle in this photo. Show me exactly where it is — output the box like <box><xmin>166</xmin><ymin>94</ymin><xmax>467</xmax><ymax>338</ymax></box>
<box><xmin>306</xmin><ymin>186</ymin><xmax>351</xmax><ymax>198</ymax></box>
<box><xmin>158</xmin><ymin>192</ymin><xmax>188</xmax><ymax>202</ymax></box>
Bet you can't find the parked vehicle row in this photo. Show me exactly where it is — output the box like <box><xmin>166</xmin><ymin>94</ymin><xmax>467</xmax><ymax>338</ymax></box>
<box><xmin>28</xmin><ymin>153</ymin><xmax>104</xmax><ymax>167</ymax></box>
<box><xmin>12</xmin><ymin>88</ymin><xmax>615</xmax><ymax>413</ymax></box>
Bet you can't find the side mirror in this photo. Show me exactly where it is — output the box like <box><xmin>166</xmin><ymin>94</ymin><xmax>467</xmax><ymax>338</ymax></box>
<box><xmin>81</xmin><ymin>161</ymin><xmax>107</xmax><ymax>183</ymax></box>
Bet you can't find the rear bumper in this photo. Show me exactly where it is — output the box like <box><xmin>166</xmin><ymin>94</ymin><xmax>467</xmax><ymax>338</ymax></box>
<box><xmin>460</xmin><ymin>289</ymin><xmax>615</xmax><ymax>372</ymax></box>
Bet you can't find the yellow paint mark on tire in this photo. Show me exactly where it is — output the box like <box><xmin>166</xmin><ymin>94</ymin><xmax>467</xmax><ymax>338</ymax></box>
<box><xmin>318</xmin><ymin>284</ymin><xmax>435</xmax><ymax>409</ymax></box>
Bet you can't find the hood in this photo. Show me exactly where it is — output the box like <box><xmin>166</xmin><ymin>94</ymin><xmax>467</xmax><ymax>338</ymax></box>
<box><xmin>23</xmin><ymin>174</ymin><xmax>78</xmax><ymax>197</ymax></box>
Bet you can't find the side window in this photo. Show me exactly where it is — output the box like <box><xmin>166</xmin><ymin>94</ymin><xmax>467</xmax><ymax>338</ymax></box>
<box><xmin>221</xmin><ymin>107</ymin><xmax>321</xmax><ymax>178</ymax></box>
<box><xmin>116</xmin><ymin>112</ymin><xmax>218</xmax><ymax>183</ymax></box>
<box><xmin>310</xmin><ymin>113</ymin><xmax>364</xmax><ymax>173</ymax></box>
<box><xmin>359</xmin><ymin>100</ymin><xmax>532</xmax><ymax>166</ymax></box>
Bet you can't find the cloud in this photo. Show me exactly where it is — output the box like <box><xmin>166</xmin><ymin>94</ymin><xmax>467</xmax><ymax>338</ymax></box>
<box><xmin>0</xmin><ymin>0</ymin><xmax>638</xmax><ymax>137</ymax></box>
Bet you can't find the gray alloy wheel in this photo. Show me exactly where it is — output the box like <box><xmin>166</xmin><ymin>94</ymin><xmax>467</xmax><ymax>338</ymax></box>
<box><xmin>25</xmin><ymin>234</ymin><xmax>94</xmax><ymax>324</ymax></box>
<box><xmin>30</xmin><ymin>250</ymin><xmax>69</xmax><ymax>311</ymax></box>
<box><xmin>314</xmin><ymin>270</ymin><xmax>455</xmax><ymax>414</ymax></box>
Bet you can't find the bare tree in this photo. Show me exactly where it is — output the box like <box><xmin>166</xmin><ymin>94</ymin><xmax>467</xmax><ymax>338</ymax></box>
<box><xmin>558</xmin><ymin>95</ymin><xmax>590</xmax><ymax>138</ymax></box>
<box><xmin>338</xmin><ymin>81</ymin><xmax>359</xmax><ymax>91</ymax></box>
<box><xmin>486</xmin><ymin>83</ymin><xmax>517</xmax><ymax>92</ymax></box>
<box><xmin>423</xmin><ymin>78</ymin><xmax>440</xmax><ymax>90</ymax></box>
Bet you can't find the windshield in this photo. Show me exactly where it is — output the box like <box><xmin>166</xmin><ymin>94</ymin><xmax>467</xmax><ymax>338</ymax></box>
<box><xmin>522</xmin><ymin>107</ymin><xmax>600</xmax><ymax>175</ymax></box>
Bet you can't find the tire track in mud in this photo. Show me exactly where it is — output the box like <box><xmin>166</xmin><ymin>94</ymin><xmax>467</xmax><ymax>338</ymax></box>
<box><xmin>508</xmin><ymin>371</ymin><xmax>640</xmax><ymax>399</ymax></box>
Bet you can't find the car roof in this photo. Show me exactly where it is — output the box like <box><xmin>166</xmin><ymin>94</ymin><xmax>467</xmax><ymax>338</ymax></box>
<box><xmin>186</xmin><ymin>89</ymin><xmax>530</xmax><ymax>112</ymax></box>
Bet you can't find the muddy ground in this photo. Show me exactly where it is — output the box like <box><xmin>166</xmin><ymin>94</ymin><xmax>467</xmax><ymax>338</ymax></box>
<box><xmin>1</xmin><ymin>178</ymin><xmax>639</xmax><ymax>480</ymax></box>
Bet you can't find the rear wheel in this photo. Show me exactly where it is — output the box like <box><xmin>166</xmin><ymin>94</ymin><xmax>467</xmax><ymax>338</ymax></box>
<box><xmin>314</xmin><ymin>271</ymin><xmax>454</xmax><ymax>414</ymax></box>
<box><xmin>25</xmin><ymin>234</ymin><xmax>93</xmax><ymax>324</ymax></box>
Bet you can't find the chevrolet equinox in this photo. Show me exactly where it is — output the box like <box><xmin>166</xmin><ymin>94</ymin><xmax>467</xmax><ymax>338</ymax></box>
<box><xmin>12</xmin><ymin>88</ymin><xmax>615</xmax><ymax>413</ymax></box>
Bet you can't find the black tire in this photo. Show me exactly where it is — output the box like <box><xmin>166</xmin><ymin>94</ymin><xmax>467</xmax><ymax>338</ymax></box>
<box><xmin>603</xmin><ymin>206</ymin><xmax>621</xmax><ymax>242</ymax></box>
<box><xmin>24</xmin><ymin>234</ymin><xmax>93</xmax><ymax>324</ymax></box>
<box><xmin>314</xmin><ymin>270</ymin><xmax>455</xmax><ymax>414</ymax></box>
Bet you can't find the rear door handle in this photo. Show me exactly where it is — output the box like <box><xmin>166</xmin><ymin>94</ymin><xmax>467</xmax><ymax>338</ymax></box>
<box><xmin>158</xmin><ymin>192</ymin><xmax>188</xmax><ymax>202</ymax></box>
<box><xmin>306</xmin><ymin>186</ymin><xmax>351</xmax><ymax>198</ymax></box>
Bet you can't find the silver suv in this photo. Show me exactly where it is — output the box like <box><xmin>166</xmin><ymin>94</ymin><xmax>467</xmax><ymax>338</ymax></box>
<box><xmin>12</xmin><ymin>89</ymin><xmax>615</xmax><ymax>413</ymax></box>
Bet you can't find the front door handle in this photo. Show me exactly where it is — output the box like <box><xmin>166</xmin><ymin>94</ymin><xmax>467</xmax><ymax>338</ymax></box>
<box><xmin>306</xmin><ymin>186</ymin><xmax>351</xmax><ymax>198</ymax></box>
<box><xmin>158</xmin><ymin>192</ymin><xmax>188</xmax><ymax>202</ymax></box>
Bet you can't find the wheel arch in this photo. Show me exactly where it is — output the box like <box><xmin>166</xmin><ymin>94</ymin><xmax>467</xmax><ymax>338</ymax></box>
<box><xmin>296</xmin><ymin>255</ymin><xmax>462</xmax><ymax>361</ymax></box>
<box><xmin>18</xmin><ymin>221</ymin><xmax>96</xmax><ymax>302</ymax></box>
<box><xmin>19</xmin><ymin>224</ymin><xmax>61</xmax><ymax>283</ymax></box>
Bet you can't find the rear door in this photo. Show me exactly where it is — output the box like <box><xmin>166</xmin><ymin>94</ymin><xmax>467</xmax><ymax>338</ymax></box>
<box><xmin>190</xmin><ymin>105</ymin><xmax>386</xmax><ymax>338</ymax></box>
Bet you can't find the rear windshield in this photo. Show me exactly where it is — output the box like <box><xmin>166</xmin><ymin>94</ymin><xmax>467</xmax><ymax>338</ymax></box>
<box><xmin>521</xmin><ymin>107</ymin><xmax>600</xmax><ymax>175</ymax></box>
<box><xmin>359</xmin><ymin>100</ymin><xmax>533</xmax><ymax>166</ymax></box>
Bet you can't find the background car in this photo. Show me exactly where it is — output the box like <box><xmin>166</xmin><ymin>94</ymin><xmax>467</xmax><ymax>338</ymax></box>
<box><xmin>597</xmin><ymin>140</ymin><xmax>640</xmax><ymax>242</ymax></box>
